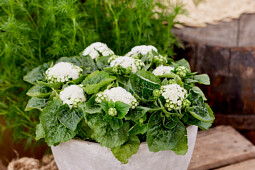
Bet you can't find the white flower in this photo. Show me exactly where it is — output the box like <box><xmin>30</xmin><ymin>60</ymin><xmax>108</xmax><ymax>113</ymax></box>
<box><xmin>96</xmin><ymin>87</ymin><xmax>138</xmax><ymax>109</ymax></box>
<box><xmin>110</xmin><ymin>56</ymin><xmax>143</xmax><ymax>73</ymax></box>
<box><xmin>125</xmin><ymin>45</ymin><xmax>158</xmax><ymax>57</ymax></box>
<box><xmin>161</xmin><ymin>84</ymin><xmax>187</xmax><ymax>111</ymax></box>
<box><xmin>59</xmin><ymin>85</ymin><xmax>86</xmax><ymax>108</ymax></box>
<box><xmin>45</xmin><ymin>62</ymin><xmax>82</xmax><ymax>83</ymax></box>
<box><xmin>82</xmin><ymin>42</ymin><xmax>114</xmax><ymax>59</ymax></box>
<box><xmin>152</xmin><ymin>65</ymin><xmax>174</xmax><ymax>76</ymax></box>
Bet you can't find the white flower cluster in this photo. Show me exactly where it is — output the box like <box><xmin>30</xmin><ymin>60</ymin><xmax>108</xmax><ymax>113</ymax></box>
<box><xmin>160</xmin><ymin>84</ymin><xmax>187</xmax><ymax>111</ymax></box>
<box><xmin>82</xmin><ymin>42</ymin><xmax>114</xmax><ymax>59</ymax></box>
<box><xmin>125</xmin><ymin>45</ymin><xmax>158</xmax><ymax>58</ymax></box>
<box><xmin>95</xmin><ymin>87</ymin><xmax>138</xmax><ymax>109</ymax></box>
<box><xmin>152</xmin><ymin>65</ymin><xmax>174</xmax><ymax>76</ymax></box>
<box><xmin>110</xmin><ymin>56</ymin><xmax>144</xmax><ymax>73</ymax></box>
<box><xmin>45</xmin><ymin>62</ymin><xmax>83</xmax><ymax>83</ymax></box>
<box><xmin>59</xmin><ymin>85</ymin><xmax>86</xmax><ymax>108</ymax></box>
<box><xmin>153</xmin><ymin>55</ymin><xmax>167</xmax><ymax>65</ymax></box>
<box><xmin>176</xmin><ymin>66</ymin><xmax>189</xmax><ymax>77</ymax></box>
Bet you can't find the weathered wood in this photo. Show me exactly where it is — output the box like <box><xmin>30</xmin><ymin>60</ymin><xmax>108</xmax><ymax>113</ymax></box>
<box><xmin>216</xmin><ymin>159</ymin><xmax>255</xmax><ymax>170</ymax></box>
<box><xmin>188</xmin><ymin>126</ymin><xmax>255</xmax><ymax>170</ymax></box>
<box><xmin>173</xmin><ymin>13</ymin><xmax>255</xmax><ymax>47</ymax></box>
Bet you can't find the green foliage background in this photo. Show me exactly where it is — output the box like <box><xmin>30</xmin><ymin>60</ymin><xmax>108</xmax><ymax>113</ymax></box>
<box><xmin>0</xmin><ymin>0</ymin><xmax>184</xmax><ymax>145</ymax></box>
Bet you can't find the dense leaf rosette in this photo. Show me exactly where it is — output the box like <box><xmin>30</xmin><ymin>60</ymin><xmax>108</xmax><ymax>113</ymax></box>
<box><xmin>24</xmin><ymin>43</ymin><xmax>214</xmax><ymax>164</ymax></box>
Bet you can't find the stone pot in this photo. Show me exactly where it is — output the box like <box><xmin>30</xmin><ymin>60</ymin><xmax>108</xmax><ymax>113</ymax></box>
<box><xmin>52</xmin><ymin>125</ymin><xmax>198</xmax><ymax>170</ymax></box>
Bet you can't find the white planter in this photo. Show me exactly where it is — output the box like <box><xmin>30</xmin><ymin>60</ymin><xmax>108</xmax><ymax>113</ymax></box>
<box><xmin>52</xmin><ymin>125</ymin><xmax>198</xmax><ymax>170</ymax></box>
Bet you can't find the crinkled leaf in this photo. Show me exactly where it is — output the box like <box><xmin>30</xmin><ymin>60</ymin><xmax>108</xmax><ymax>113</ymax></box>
<box><xmin>129</xmin><ymin>123</ymin><xmax>148</xmax><ymax>135</ymax></box>
<box><xmin>192</xmin><ymin>86</ymin><xmax>207</xmax><ymax>101</ymax></box>
<box><xmin>57</xmin><ymin>56</ymin><xmax>97</xmax><ymax>74</ymax></box>
<box><xmin>125</xmin><ymin>106</ymin><xmax>157</xmax><ymax>121</ymax></box>
<box><xmin>96</xmin><ymin>56</ymin><xmax>110</xmax><ymax>69</ymax></box>
<box><xmin>84</xmin><ymin>113</ymin><xmax>129</xmax><ymax>148</ymax></box>
<box><xmin>23</xmin><ymin>62</ymin><xmax>52</xmax><ymax>84</ymax></box>
<box><xmin>193</xmin><ymin>74</ymin><xmax>210</xmax><ymax>85</ymax></box>
<box><xmin>57</xmin><ymin>104</ymin><xmax>83</xmax><ymax>131</ymax></box>
<box><xmin>35</xmin><ymin>123</ymin><xmax>45</xmax><ymax>141</ymax></box>
<box><xmin>130</xmin><ymin>70</ymin><xmax>161</xmax><ymax>99</ymax></box>
<box><xmin>104</xmin><ymin>114</ymin><xmax>123</xmax><ymax>130</ymax></box>
<box><xmin>115</xmin><ymin>101</ymin><xmax>130</xmax><ymax>119</ymax></box>
<box><xmin>175</xmin><ymin>59</ymin><xmax>190</xmax><ymax>71</ymax></box>
<box><xmin>147</xmin><ymin>113</ymin><xmax>188</xmax><ymax>153</ymax></box>
<box><xmin>76</xmin><ymin>121</ymin><xmax>94</xmax><ymax>140</ymax></box>
<box><xmin>163</xmin><ymin>116</ymin><xmax>178</xmax><ymax>129</ymax></box>
<box><xmin>26</xmin><ymin>84</ymin><xmax>52</xmax><ymax>97</ymax></box>
<box><xmin>78</xmin><ymin>95</ymin><xmax>101</xmax><ymax>114</ymax></box>
<box><xmin>37</xmin><ymin>81</ymin><xmax>62</xmax><ymax>89</ymax></box>
<box><xmin>111</xmin><ymin>135</ymin><xmax>140</xmax><ymax>164</ymax></box>
<box><xmin>40</xmin><ymin>99</ymin><xmax>76</xmax><ymax>146</ymax></box>
<box><xmin>25</xmin><ymin>97</ymin><xmax>48</xmax><ymax>111</ymax></box>
<box><xmin>82</xmin><ymin>71</ymin><xmax>116</xmax><ymax>94</ymax></box>
<box><xmin>187</xmin><ymin>103</ymin><xmax>214</xmax><ymax>122</ymax></box>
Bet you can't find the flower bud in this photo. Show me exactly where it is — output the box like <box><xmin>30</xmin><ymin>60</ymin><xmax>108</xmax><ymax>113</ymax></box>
<box><xmin>108</xmin><ymin>108</ymin><xmax>117</xmax><ymax>116</ymax></box>
<box><xmin>176</xmin><ymin>66</ymin><xmax>189</xmax><ymax>78</ymax></box>
<box><xmin>153</xmin><ymin>89</ymin><xmax>161</xmax><ymax>98</ymax></box>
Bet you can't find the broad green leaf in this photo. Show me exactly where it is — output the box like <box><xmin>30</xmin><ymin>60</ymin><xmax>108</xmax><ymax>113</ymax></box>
<box><xmin>57</xmin><ymin>104</ymin><xmax>83</xmax><ymax>131</ymax></box>
<box><xmin>57</xmin><ymin>56</ymin><xmax>97</xmax><ymax>74</ymax></box>
<box><xmin>25</xmin><ymin>97</ymin><xmax>48</xmax><ymax>111</ymax></box>
<box><xmin>147</xmin><ymin>113</ymin><xmax>188</xmax><ymax>153</ymax></box>
<box><xmin>193</xmin><ymin>74</ymin><xmax>210</xmax><ymax>85</ymax></box>
<box><xmin>192</xmin><ymin>86</ymin><xmax>207</xmax><ymax>101</ymax></box>
<box><xmin>125</xmin><ymin>106</ymin><xmax>154</xmax><ymax>121</ymax></box>
<box><xmin>115</xmin><ymin>101</ymin><xmax>130</xmax><ymax>119</ymax></box>
<box><xmin>84</xmin><ymin>113</ymin><xmax>129</xmax><ymax>148</ymax></box>
<box><xmin>96</xmin><ymin>56</ymin><xmax>110</xmax><ymax>69</ymax></box>
<box><xmin>163</xmin><ymin>116</ymin><xmax>178</xmax><ymax>129</ymax></box>
<box><xmin>37</xmin><ymin>81</ymin><xmax>62</xmax><ymax>89</ymax></box>
<box><xmin>76</xmin><ymin>121</ymin><xmax>94</xmax><ymax>140</ymax></box>
<box><xmin>129</xmin><ymin>123</ymin><xmax>148</xmax><ymax>135</ymax></box>
<box><xmin>82</xmin><ymin>71</ymin><xmax>116</xmax><ymax>94</ymax></box>
<box><xmin>78</xmin><ymin>95</ymin><xmax>101</xmax><ymax>114</ymax></box>
<box><xmin>187</xmin><ymin>105</ymin><xmax>214</xmax><ymax>122</ymax></box>
<box><xmin>175</xmin><ymin>59</ymin><xmax>190</xmax><ymax>71</ymax></box>
<box><xmin>186</xmin><ymin>104</ymin><xmax>214</xmax><ymax>130</ymax></box>
<box><xmin>23</xmin><ymin>62</ymin><xmax>52</xmax><ymax>84</ymax></box>
<box><xmin>40</xmin><ymin>99</ymin><xmax>76</xmax><ymax>146</ymax></box>
<box><xmin>26</xmin><ymin>84</ymin><xmax>52</xmax><ymax>97</ymax></box>
<box><xmin>184</xmin><ymin>78</ymin><xmax>198</xmax><ymax>84</ymax></box>
<box><xmin>130</xmin><ymin>70</ymin><xmax>161</xmax><ymax>99</ymax></box>
<box><xmin>104</xmin><ymin>114</ymin><xmax>123</xmax><ymax>130</ymax></box>
<box><xmin>35</xmin><ymin>123</ymin><xmax>45</xmax><ymax>141</ymax></box>
<box><xmin>111</xmin><ymin>135</ymin><xmax>140</xmax><ymax>164</ymax></box>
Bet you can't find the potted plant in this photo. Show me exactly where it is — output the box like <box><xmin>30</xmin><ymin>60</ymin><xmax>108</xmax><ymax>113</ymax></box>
<box><xmin>24</xmin><ymin>42</ymin><xmax>214</xmax><ymax>170</ymax></box>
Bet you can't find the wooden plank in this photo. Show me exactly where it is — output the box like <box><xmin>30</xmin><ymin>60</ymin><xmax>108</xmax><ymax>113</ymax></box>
<box><xmin>188</xmin><ymin>126</ymin><xmax>255</xmax><ymax>170</ymax></box>
<box><xmin>216</xmin><ymin>159</ymin><xmax>255</xmax><ymax>170</ymax></box>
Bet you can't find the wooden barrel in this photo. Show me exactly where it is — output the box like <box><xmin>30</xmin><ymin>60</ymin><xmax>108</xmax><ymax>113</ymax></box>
<box><xmin>172</xmin><ymin>14</ymin><xmax>255</xmax><ymax>132</ymax></box>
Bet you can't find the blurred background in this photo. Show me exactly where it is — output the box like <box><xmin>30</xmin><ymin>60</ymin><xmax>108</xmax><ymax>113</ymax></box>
<box><xmin>0</xmin><ymin>0</ymin><xmax>255</xmax><ymax>169</ymax></box>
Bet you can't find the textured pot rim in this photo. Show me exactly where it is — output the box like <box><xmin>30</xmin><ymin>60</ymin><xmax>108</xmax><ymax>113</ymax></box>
<box><xmin>63</xmin><ymin>125</ymin><xmax>196</xmax><ymax>147</ymax></box>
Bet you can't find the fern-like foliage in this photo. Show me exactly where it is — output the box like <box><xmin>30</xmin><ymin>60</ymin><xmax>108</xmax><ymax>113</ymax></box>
<box><xmin>0</xmin><ymin>0</ymin><xmax>184</xmax><ymax>146</ymax></box>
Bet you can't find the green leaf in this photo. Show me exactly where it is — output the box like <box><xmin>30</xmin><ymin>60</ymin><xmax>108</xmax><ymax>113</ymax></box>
<box><xmin>130</xmin><ymin>70</ymin><xmax>161</xmax><ymax>99</ymax></box>
<box><xmin>192</xmin><ymin>86</ymin><xmax>207</xmax><ymax>101</ymax></box>
<box><xmin>115</xmin><ymin>101</ymin><xmax>130</xmax><ymax>119</ymax></box>
<box><xmin>129</xmin><ymin>123</ymin><xmax>148</xmax><ymax>135</ymax></box>
<box><xmin>125</xmin><ymin>106</ymin><xmax>153</xmax><ymax>121</ymax></box>
<box><xmin>37</xmin><ymin>81</ymin><xmax>62</xmax><ymax>89</ymax></box>
<box><xmin>23</xmin><ymin>62</ymin><xmax>52</xmax><ymax>84</ymax></box>
<box><xmin>187</xmin><ymin>103</ymin><xmax>214</xmax><ymax>122</ymax></box>
<box><xmin>175</xmin><ymin>59</ymin><xmax>190</xmax><ymax>71</ymax></box>
<box><xmin>40</xmin><ymin>99</ymin><xmax>76</xmax><ymax>146</ymax></box>
<box><xmin>111</xmin><ymin>135</ymin><xmax>140</xmax><ymax>164</ymax></box>
<box><xmin>78</xmin><ymin>95</ymin><xmax>101</xmax><ymax>114</ymax></box>
<box><xmin>104</xmin><ymin>114</ymin><xmax>123</xmax><ymax>130</ymax></box>
<box><xmin>57</xmin><ymin>104</ymin><xmax>83</xmax><ymax>131</ymax></box>
<box><xmin>57</xmin><ymin>56</ymin><xmax>97</xmax><ymax>74</ymax></box>
<box><xmin>26</xmin><ymin>84</ymin><xmax>52</xmax><ymax>97</ymax></box>
<box><xmin>84</xmin><ymin>113</ymin><xmax>129</xmax><ymax>148</ymax></box>
<box><xmin>193</xmin><ymin>74</ymin><xmax>210</xmax><ymax>85</ymax></box>
<box><xmin>25</xmin><ymin>97</ymin><xmax>48</xmax><ymax>111</ymax></box>
<box><xmin>76</xmin><ymin>121</ymin><xmax>94</xmax><ymax>140</ymax></box>
<box><xmin>147</xmin><ymin>113</ymin><xmax>188</xmax><ymax>153</ymax></box>
<box><xmin>35</xmin><ymin>123</ymin><xmax>45</xmax><ymax>141</ymax></box>
<box><xmin>163</xmin><ymin>116</ymin><xmax>178</xmax><ymax>129</ymax></box>
<box><xmin>96</xmin><ymin>56</ymin><xmax>110</xmax><ymax>69</ymax></box>
<box><xmin>82</xmin><ymin>71</ymin><xmax>116</xmax><ymax>94</ymax></box>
